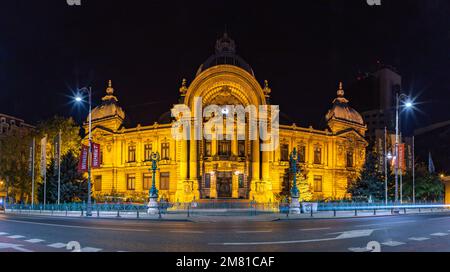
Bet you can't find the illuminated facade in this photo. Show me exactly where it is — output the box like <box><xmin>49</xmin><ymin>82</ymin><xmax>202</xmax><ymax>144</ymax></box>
<box><xmin>86</xmin><ymin>34</ymin><xmax>367</xmax><ymax>203</ymax></box>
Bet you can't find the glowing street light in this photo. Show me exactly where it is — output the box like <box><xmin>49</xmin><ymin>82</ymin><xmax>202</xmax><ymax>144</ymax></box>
<box><xmin>74</xmin><ymin>87</ymin><xmax>93</xmax><ymax>217</ymax></box>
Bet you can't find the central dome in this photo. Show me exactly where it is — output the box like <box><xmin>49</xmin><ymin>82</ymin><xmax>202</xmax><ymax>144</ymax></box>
<box><xmin>196</xmin><ymin>33</ymin><xmax>254</xmax><ymax>77</ymax></box>
<box><xmin>326</xmin><ymin>82</ymin><xmax>364</xmax><ymax>125</ymax></box>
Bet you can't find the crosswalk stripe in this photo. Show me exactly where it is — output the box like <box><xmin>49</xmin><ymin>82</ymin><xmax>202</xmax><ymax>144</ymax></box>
<box><xmin>0</xmin><ymin>232</ymin><xmax>9</xmax><ymax>236</ymax></box>
<box><xmin>81</xmin><ymin>247</ymin><xmax>102</xmax><ymax>252</ymax></box>
<box><xmin>408</xmin><ymin>237</ymin><xmax>430</xmax><ymax>241</ymax></box>
<box><xmin>348</xmin><ymin>247</ymin><xmax>371</xmax><ymax>252</ymax></box>
<box><xmin>430</xmin><ymin>233</ymin><xmax>448</xmax><ymax>236</ymax></box>
<box><xmin>25</xmin><ymin>239</ymin><xmax>45</xmax><ymax>243</ymax></box>
<box><xmin>48</xmin><ymin>243</ymin><xmax>67</xmax><ymax>248</ymax></box>
<box><xmin>382</xmin><ymin>241</ymin><xmax>405</xmax><ymax>247</ymax></box>
<box><xmin>7</xmin><ymin>235</ymin><xmax>25</xmax><ymax>239</ymax></box>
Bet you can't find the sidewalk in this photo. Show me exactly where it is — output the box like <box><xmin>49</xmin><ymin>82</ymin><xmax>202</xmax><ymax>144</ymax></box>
<box><xmin>3</xmin><ymin>207</ymin><xmax>449</xmax><ymax>222</ymax></box>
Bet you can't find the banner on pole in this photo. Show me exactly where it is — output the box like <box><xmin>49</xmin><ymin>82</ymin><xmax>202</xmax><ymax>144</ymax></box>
<box><xmin>40</xmin><ymin>136</ymin><xmax>47</xmax><ymax>177</ymax></box>
<box><xmin>78</xmin><ymin>145</ymin><xmax>89</xmax><ymax>173</ymax></box>
<box><xmin>398</xmin><ymin>143</ymin><xmax>406</xmax><ymax>172</ymax></box>
<box><xmin>53</xmin><ymin>131</ymin><xmax>61</xmax><ymax>172</ymax></box>
<box><xmin>28</xmin><ymin>139</ymin><xmax>34</xmax><ymax>177</ymax></box>
<box><xmin>92</xmin><ymin>143</ymin><xmax>101</xmax><ymax>168</ymax></box>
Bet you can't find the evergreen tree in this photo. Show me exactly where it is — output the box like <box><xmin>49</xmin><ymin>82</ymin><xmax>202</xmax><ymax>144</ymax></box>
<box><xmin>38</xmin><ymin>151</ymin><xmax>88</xmax><ymax>203</ymax></box>
<box><xmin>348</xmin><ymin>149</ymin><xmax>385</xmax><ymax>202</ymax></box>
<box><xmin>401</xmin><ymin>163</ymin><xmax>444</xmax><ymax>202</ymax></box>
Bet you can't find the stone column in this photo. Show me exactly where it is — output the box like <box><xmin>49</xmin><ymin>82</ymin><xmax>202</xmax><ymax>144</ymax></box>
<box><xmin>189</xmin><ymin>121</ymin><xmax>200</xmax><ymax>201</ymax></box>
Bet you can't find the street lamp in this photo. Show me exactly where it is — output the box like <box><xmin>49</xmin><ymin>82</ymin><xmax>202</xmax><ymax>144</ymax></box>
<box><xmin>74</xmin><ymin>87</ymin><xmax>93</xmax><ymax>217</ymax></box>
<box><xmin>394</xmin><ymin>92</ymin><xmax>414</xmax><ymax>210</ymax></box>
<box><xmin>147</xmin><ymin>152</ymin><xmax>160</xmax><ymax>214</ymax></box>
<box><xmin>289</xmin><ymin>148</ymin><xmax>301</xmax><ymax>214</ymax></box>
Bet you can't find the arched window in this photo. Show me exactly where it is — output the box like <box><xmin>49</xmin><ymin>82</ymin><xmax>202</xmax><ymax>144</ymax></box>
<box><xmin>314</xmin><ymin>146</ymin><xmax>322</xmax><ymax>164</ymax></box>
<box><xmin>346</xmin><ymin>151</ymin><xmax>354</xmax><ymax>167</ymax></box>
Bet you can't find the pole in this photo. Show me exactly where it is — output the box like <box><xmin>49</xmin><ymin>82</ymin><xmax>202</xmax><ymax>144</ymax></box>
<box><xmin>57</xmin><ymin>129</ymin><xmax>61</xmax><ymax>205</ymax></box>
<box><xmin>44</xmin><ymin>167</ymin><xmax>47</xmax><ymax>210</ymax></box>
<box><xmin>87</xmin><ymin>87</ymin><xmax>93</xmax><ymax>216</ymax></box>
<box><xmin>400</xmin><ymin>169</ymin><xmax>403</xmax><ymax>204</ymax></box>
<box><xmin>394</xmin><ymin>92</ymin><xmax>399</xmax><ymax>207</ymax></box>
<box><xmin>384</xmin><ymin>127</ymin><xmax>388</xmax><ymax>205</ymax></box>
<box><xmin>31</xmin><ymin>138</ymin><xmax>35</xmax><ymax>209</ymax></box>
<box><xmin>412</xmin><ymin>136</ymin><xmax>415</xmax><ymax>204</ymax></box>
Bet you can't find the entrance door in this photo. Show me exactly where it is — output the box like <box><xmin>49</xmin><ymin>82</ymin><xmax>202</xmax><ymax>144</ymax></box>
<box><xmin>217</xmin><ymin>172</ymin><xmax>232</xmax><ymax>198</ymax></box>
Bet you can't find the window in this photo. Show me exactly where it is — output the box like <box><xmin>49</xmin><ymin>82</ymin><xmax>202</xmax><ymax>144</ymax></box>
<box><xmin>204</xmin><ymin>173</ymin><xmax>211</xmax><ymax>189</ymax></box>
<box><xmin>238</xmin><ymin>140</ymin><xmax>245</xmax><ymax>157</ymax></box>
<box><xmin>127</xmin><ymin>174</ymin><xmax>136</xmax><ymax>190</ymax></box>
<box><xmin>238</xmin><ymin>174</ymin><xmax>245</xmax><ymax>188</ymax></box>
<box><xmin>94</xmin><ymin>175</ymin><xmax>102</xmax><ymax>191</ymax></box>
<box><xmin>144</xmin><ymin>144</ymin><xmax>152</xmax><ymax>161</ymax></box>
<box><xmin>314</xmin><ymin>176</ymin><xmax>323</xmax><ymax>192</ymax></box>
<box><xmin>347</xmin><ymin>151</ymin><xmax>354</xmax><ymax>167</ymax></box>
<box><xmin>218</xmin><ymin>140</ymin><xmax>231</xmax><ymax>156</ymax></box>
<box><xmin>128</xmin><ymin>146</ymin><xmax>136</xmax><ymax>162</ymax></box>
<box><xmin>161</xmin><ymin>143</ymin><xmax>170</xmax><ymax>160</ymax></box>
<box><xmin>281</xmin><ymin>144</ymin><xmax>289</xmax><ymax>161</ymax></box>
<box><xmin>314</xmin><ymin>146</ymin><xmax>322</xmax><ymax>164</ymax></box>
<box><xmin>298</xmin><ymin>145</ymin><xmax>306</xmax><ymax>163</ymax></box>
<box><xmin>204</xmin><ymin>140</ymin><xmax>212</xmax><ymax>157</ymax></box>
<box><xmin>160</xmin><ymin>172</ymin><xmax>170</xmax><ymax>190</ymax></box>
<box><xmin>143</xmin><ymin>173</ymin><xmax>152</xmax><ymax>190</ymax></box>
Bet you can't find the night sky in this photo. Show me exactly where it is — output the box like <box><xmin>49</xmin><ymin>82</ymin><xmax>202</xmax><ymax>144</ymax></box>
<box><xmin>0</xmin><ymin>0</ymin><xmax>449</xmax><ymax>133</ymax></box>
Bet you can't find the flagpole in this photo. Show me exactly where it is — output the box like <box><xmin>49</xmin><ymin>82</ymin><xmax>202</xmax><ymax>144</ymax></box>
<box><xmin>384</xmin><ymin>127</ymin><xmax>388</xmax><ymax>205</ymax></box>
<box><xmin>412</xmin><ymin>136</ymin><xmax>415</xmax><ymax>204</ymax></box>
<box><xmin>57</xmin><ymin>129</ymin><xmax>61</xmax><ymax>205</ymax></box>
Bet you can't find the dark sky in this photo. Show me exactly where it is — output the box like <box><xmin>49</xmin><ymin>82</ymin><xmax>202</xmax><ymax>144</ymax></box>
<box><xmin>0</xmin><ymin>0</ymin><xmax>449</xmax><ymax>132</ymax></box>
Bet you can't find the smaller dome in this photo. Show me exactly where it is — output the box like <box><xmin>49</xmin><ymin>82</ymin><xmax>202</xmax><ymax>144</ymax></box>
<box><xmin>326</xmin><ymin>82</ymin><xmax>364</xmax><ymax>125</ymax></box>
<box><xmin>90</xmin><ymin>80</ymin><xmax>125</xmax><ymax>122</ymax></box>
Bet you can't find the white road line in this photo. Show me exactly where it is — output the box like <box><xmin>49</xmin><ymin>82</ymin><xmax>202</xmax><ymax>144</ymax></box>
<box><xmin>47</xmin><ymin>243</ymin><xmax>67</xmax><ymax>248</ymax></box>
<box><xmin>408</xmin><ymin>237</ymin><xmax>430</xmax><ymax>241</ymax></box>
<box><xmin>25</xmin><ymin>239</ymin><xmax>45</xmax><ymax>243</ymax></box>
<box><xmin>235</xmin><ymin>230</ymin><xmax>272</xmax><ymax>233</ymax></box>
<box><xmin>0</xmin><ymin>232</ymin><xmax>9</xmax><ymax>236</ymax></box>
<box><xmin>299</xmin><ymin>227</ymin><xmax>331</xmax><ymax>231</ymax></box>
<box><xmin>169</xmin><ymin>230</ymin><xmax>204</xmax><ymax>234</ymax></box>
<box><xmin>355</xmin><ymin>220</ymin><xmax>416</xmax><ymax>227</ymax></box>
<box><xmin>348</xmin><ymin>247</ymin><xmax>371</xmax><ymax>252</ymax></box>
<box><xmin>7</xmin><ymin>235</ymin><xmax>25</xmax><ymax>239</ymax></box>
<box><xmin>430</xmin><ymin>233</ymin><xmax>449</xmax><ymax>236</ymax></box>
<box><xmin>81</xmin><ymin>247</ymin><xmax>102</xmax><ymax>252</ymax></box>
<box><xmin>382</xmin><ymin>241</ymin><xmax>405</xmax><ymax>247</ymax></box>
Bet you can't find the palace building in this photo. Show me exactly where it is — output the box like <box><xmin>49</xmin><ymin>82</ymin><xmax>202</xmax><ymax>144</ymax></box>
<box><xmin>86</xmin><ymin>33</ymin><xmax>367</xmax><ymax>203</ymax></box>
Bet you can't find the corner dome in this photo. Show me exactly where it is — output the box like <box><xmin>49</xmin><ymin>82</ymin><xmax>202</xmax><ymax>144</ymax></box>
<box><xmin>326</xmin><ymin>82</ymin><xmax>364</xmax><ymax>125</ymax></box>
<box><xmin>196</xmin><ymin>33</ymin><xmax>254</xmax><ymax>77</ymax></box>
<box><xmin>89</xmin><ymin>80</ymin><xmax>125</xmax><ymax>122</ymax></box>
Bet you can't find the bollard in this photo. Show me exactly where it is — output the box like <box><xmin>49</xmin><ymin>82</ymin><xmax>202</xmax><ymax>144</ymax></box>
<box><xmin>391</xmin><ymin>208</ymin><xmax>393</xmax><ymax>214</ymax></box>
<box><xmin>158</xmin><ymin>206</ymin><xmax>162</xmax><ymax>219</ymax></box>
<box><xmin>333</xmin><ymin>210</ymin><xmax>336</xmax><ymax>217</ymax></box>
<box><xmin>187</xmin><ymin>204</ymin><xmax>190</xmax><ymax>218</ymax></box>
<box><xmin>310</xmin><ymin>207</ymin><xmax>313</xmax><ymax>218</ymax></box>
<box><xmin>65</xmin><ymin>207</ymin><xmax>68</xmax><ymax>217</ymax></box>
<box><xmin>40</xmin><ymin>206</ymin><xmax>42</xmax><ymax>214</ymax></box>
<box><xmin>136</xmin><ymin>208</ymin><xmax>139</xmax><ymax>219</ymax></box>
<box><xmin>81</xmin><ymin>208</ymin><xmax>84</xmax><ymax>216</ymax></box>
<box><xmin>51</xmin><ymin>206</ymin><xmax>54</xmax><ymax>215</ymax></box>
<box><xmin>116</xmin><ymin>209</ymin><xmax>120</xmax><ymax>218</ymax></box>
<box><xmin>355</xmin><ymin>209</ymin><xmax>358</xmax><ymax>216</ymax></box>
<box><xmin>97</xmin><ymin>208</ymin><xmax>100</xmax><ymax>218</ymax></box>
<box><xmin>374</xmin><ymin>209</ymin><xmax>376</xmax><ymax>216</ymax></box>
<box><xmin>404</xmin><ymin>208</ymin><xmax>407</xmax><ymax>214</ymax></box>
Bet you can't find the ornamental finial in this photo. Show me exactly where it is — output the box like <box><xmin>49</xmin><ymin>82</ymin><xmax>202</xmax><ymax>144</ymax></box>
<box><xmin>337</xmin><ymin>81</ymin><xmax>344</xmax><ymax>97</ymax></box>
<box><xmin>179</xmin><ymin>78</ymin><xmax>188</xmax><ymax>95</ymax></box>
<box><xmin>263</xmin><ymin>80</ymin><xmax>272</xmax><ymax>95</ymax></box>
<box><xmin>106</xmin><ymin>80</ymin><xmax>114</xmax><ymax>95</ymax></box>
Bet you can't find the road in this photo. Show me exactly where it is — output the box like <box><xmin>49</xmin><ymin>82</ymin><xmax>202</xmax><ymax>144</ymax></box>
<box><xmin>1</xmin><ymin>212</ymin><xmax>450</xmax><ymax>252</ymax></box>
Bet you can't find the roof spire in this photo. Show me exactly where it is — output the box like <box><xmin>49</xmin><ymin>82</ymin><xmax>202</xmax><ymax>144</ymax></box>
<box><xmin>106</xmin><ymin>80</ymin><xmax>114</xmax><ymax>95</ymax></box>
<box><xmin>102</xmin><ymin>79</ymin><xmax>118</xmax><ymax>103</ymax></box>
<box><xmin>337</xmin><ymin>81</ymin><xmax>344</xmax><ymax>97</ymax></box>
<box><xmin>179</xmin><ymin>78</ymin><xmax>188</xmax><ymax>95</ymax></box>
<box><xmin>263</xmin><ymin>80</ymin><xmax>272</xmax><ymax>96</ymax></box>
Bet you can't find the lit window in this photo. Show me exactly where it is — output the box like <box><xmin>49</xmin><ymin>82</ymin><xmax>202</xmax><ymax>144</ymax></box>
<box><xmin>205</xmin><ymin>173</ymin><xmax>211</xmax><ymax>189</ymax></box>
<box><xmin>238</xmin><ymin>140</ymin><xmax>245</xmax><ymax>157</ymax></box>
<box><xmin>204</xmin><ymin>140</ymin><xmax>212</xmax><ymax>157</ymax></box>
<box><xmin>314</xmin><ymin>146</ymin><xmax>322</xmax><ymax>164</ymax></box>
<box><xmin>128</xmin><ymin>146</ymin><xmax>136</xmax><ymax>162</ymax></box>
<box><xmin>127</xmin><ymin>174</ymin><xmax>136</xmax><ymax>190</ymax></box>
<box><xmin>298</xmin><ymin>145</ymin><xmax>306</xmax><ymax>163</ymax></box>
<box><xmin>347</xmin><ymin>151</ymin><xmax>354</xmax><ymax>167</ymax></box>
<box><xmin>143</xmin><ymin>173</ymin><xmax>152</xmax><ymax>190</ymax></box>
<box><xmin>94</xmin><ymin>175</ymin><xmax>102</xmax><ymax>191</ymax></box>
<box><xmin>144</xmin><ymin>144</ymin><xmax>152</xmax><ymax>161</ymax></box>
<box><xmin>281</xmin><ymin>144</ymin><xmax>289</xmax><ymax>161</ymax></box>
<box><xmin>161</xmin><ymin>143</ymin><xmax>170</xmax><ymax>160</ymax></box>
<box><xmin>218</xmin><ymin>140</ymin><xmax>231</xmax><ymax>156</ymax></box>
<box><xmin>314</xmin><ymin>176</ymin><xmax>323</xmax><ymax>192</ymax></box>
<box><xmin>160</xmin><ymin>172</ymin><xmax>170</xmax><ymax>190</ymax></box>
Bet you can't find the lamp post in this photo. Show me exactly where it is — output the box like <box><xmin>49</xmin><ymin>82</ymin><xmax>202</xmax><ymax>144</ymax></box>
<box><xmin>394</xmin><ymin>92</ymin><xmax>413</xmax><ymax>210</ymax></box>
<box><xmin>289</xmin><ymin>148</ymin><xmax>301</xmax><ymax>214</ymax></box>
<box><xmin>75</xmin><ymin>87</ymin><xmax>93</xmax><ymax>216</ymax></box>
<box><xmin>147</xmin><ymin>151</ymin><xmax>160</xmax><ymax>214</ymax></box>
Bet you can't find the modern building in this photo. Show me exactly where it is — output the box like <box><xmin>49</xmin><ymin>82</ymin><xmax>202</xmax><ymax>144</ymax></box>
<box><xmin>85</xmin><ymin>34</ymin><xmax>367</xmax><ymax>203</ymax></box>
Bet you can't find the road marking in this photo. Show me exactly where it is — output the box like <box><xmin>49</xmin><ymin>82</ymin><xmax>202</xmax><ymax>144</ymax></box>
<box><xmin>7</xmin><ymin>235</ymin><xmax>25</xmax><ymax>239</ymax></box>
<box><xmin>0</xmin><ymin>242</ymin><xmax>33</xmax><ymax>252</ymax></box>
<box><xmin>211</xmin><ymin>229</ymin><xmax>377</xmax><ymax>246</ymax></box>
<box><xmin>25</xmin><ymin>239</ymin><xmax>45</xmax><ymax>243</ymax></box>
<box><xmin>348</xmin><ymin>247</ymin><xmax>372</xmax><ymax>252</ymax></box>
<box><xmin>169</xmin><ymin>230</ymin><xmax>204</xmax><ymax>234</ymax></box>
<box><xmin>235</xmin><ymin>230</ymin><xmax>272</xmax><ymax>233</ymax></box>
<box><xmin>430</xmin><ymin>233</ymin><xmax>448</xmax><ymax>236</ymax></box>
<box><xmin>299</xmin><ymin>227</ymin><xmax>331</xmax><ymax>231</ymax></box>
<box><xmin>382</xmin><ymin>241</ymin><xmax>405</xmax><ymax>247</ymax></box>
<box><xmin>81</xmin><ymin>247</ymin><xmax>102</xmax><ymax>252</ymax></box>
<box><xmin>48</xmin><ymin>243</ymin><xmax>67</xmax><ymax>248</ymax></box>
<box><xmin>355</xmin><ymin>220</ymin><xmax>416</xmax><ymax>227</ymax></box>
<box><xmin>408</xmin><ymin>237</ymin><xmax>430</xmax><ymax>241</ymax></box>
<box><xmin>0</xmin><ymin>232</ymin><xmax>9</xmax><ymax>236</ymax></box>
